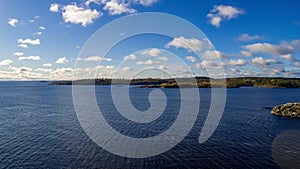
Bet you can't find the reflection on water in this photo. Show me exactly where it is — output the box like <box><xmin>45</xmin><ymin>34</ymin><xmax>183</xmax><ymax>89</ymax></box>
<box><xmin>0</xmin><ymin>82</ymin><xmax>299</xmax><ymax>168</ymax></box>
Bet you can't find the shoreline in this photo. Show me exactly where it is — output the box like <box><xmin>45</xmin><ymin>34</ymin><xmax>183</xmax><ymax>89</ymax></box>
<box><xmin>51</xmin><ymin>77</ymin><xmax>300</xmax><ymax>88</ymax></box>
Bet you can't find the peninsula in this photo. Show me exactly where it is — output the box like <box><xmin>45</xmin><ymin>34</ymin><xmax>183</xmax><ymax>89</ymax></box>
<box><xmin>52</xmin><ymin>77</ymin><xmax>300</xmax><ymax>88</ymax></box>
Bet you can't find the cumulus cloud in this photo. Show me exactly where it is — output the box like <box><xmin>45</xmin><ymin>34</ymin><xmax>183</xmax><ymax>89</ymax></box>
<box><xmin>243</xmin><ymin>43</ymin><xmax>294</xmax><ymax>56</ymax></box>
<box><xmin>132</xmin><ymin>0</ymin><xmax>158</xmax><ymax>6</ymax></box>
<box><xmin>103</xmin><ymin>0</ymin><xmax>136</xmax><ymax>15</ymax></box>
<box><xmin>195</xmin><ymin>60</ymin><xmax>221</xmax><ymax>68</ymax></box>
<box><xmin>159</xmin><ymin>65</ymin><xmax>169</xmax><ymax>70</ymax></box>
<box><xmin>158</xmin><ymin>56</ymin><xmax>168</xmax><ymax>61</ymax></box>
<box><xmin>202</xmin><ymin>50</ymin><xmax>227</xmax><ymax>59</ymax></box>
<box><xmin>8</xmin><ymin>18</ymin><xmax>19</xmax><ymax>27</ymax></box>
<box><xmin>39</xmin><ymin>26</ymin><xmax>46</xmax><ymax>30</ymax></box>
<box><xmin>226</xmin><ymin>59</ymin><xmax>247</xmax><ymax>66</ymax></box>
<box><xmin>207</xmin><ymin>5</ymin><xmax>244</xmax><ymax>27</ymax></box>
<box><xmin>240</xmin><ymin>50</ymin><xmax>253</xmax><ymax>57</ymax></box>
<box><xmin>51</xmin><ymin>67</ymin><xmax>73</xmax><ymax>75</ymax></box>
<box><xmin>136</xmin><ymin>59</ymin><xmax>160</xmax><ymax>65</ymax></box>
<box><xmin>0</xmin><ymin>59</ymin><xmax>13</xmax><ymax>66</ymax></box>
<box><xmin>18</xmin><ymin>38</ymin><xmax>40</xmax><ymax>45</ymax></box>
<box><xmin>18</xmin><ymin>44</ymin><xmax>28</xmax><ymax>48</ymax></box>
<box><xmin>166</xmin><ymin>36</ymin><xmax>203</xmax><ymax>51</ymax></box>
<box><xmin>141</xmin><ymin>48</ymin><xmax>162</xmax><ymax>57</ymax></box>
<box><xmin>29</xmin><ymin>16</ymin><xmax>40</xmax><ymax>23</ymax></box>
<box><xmin>17</xmin><ymin>66</ymin><xmax>32</xmax><ymax>73</ymax></box>
<box><xmin>62</xmin><ymin>4</ymin><xmax>102</xmax><ymax>26</ymax></box>
<box><xmin>289</xmin><ymin>40</ymin><xmax>300</xmax><ymax>52</ymax></box>
<box><xmin>251</xmin><ymin>57</ymin><xmax>280</xmax><ymax>66</ymax></box>
<box><xmin>124</xmin><ymin>54</ymin><xmax>137</xmax><ymax>60</ymax></box>
<box><xmin>56</xmin><ymin>57</ymin><xmax>69</xmax><ymax>64</ymax></box>
<box><xmin>185</xmin><ymin>56</ymin><xmax>197</xmax><ymax>62</ymax></box>
<box><xmin>35</xmin><ymin>68</ymin><xmax>53</xmax><ymax>73</ymax></box>
<box><xmin>19</xmin><ymin>56</ymin><xmax>41</xmax><ymax>61</ymax></box>
<box><xmin>123</xmin><ymin>66</ymin><xmax>133</xmax><ymax>71</ymax></box>
<box><xmin>14</xmin><ymin>52</ymin><xmax>24</xmax><ymax>56</ymax></box>
<box><xmin>43</xmin><ymin>63</ymin><xmax>52</xmax><ymax>67</ymax></box>
<box><xmin>50</xmin><ymin>3</ymin><xmax>60</xmax><ymax>12</ymax></box>
<box><xmin>280</xmin><ymin>54</ymin><xmax>298</xmax><ymax>61</ymax></box>
<box><xmin>85</xmin><ymin>0</ymin><xmax>101</xmax><ymax>6</ymax></box>
<box><xmin>294</xmin><ymin>62</ymin><xmax>300</xmax><ymax>67</ymax></box>
<box><xmin>95</xmin><ymin>65</ymin><xmax>114</xmax><ymax>70</ymax></box>
<box><xmin>81</xmin><ymin>56</ymin><xmax>112</xmax><ymax>61</ymax></box>
<box><xmin>237</xmin><ymin>33</ymin><xmax>263</xmax><ymax>42</ymax></box>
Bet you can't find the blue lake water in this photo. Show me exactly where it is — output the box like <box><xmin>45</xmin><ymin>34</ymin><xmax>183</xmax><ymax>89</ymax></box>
<box><xmin>0</xmin><ymin>81</ymin><xmax>299</xmax><ymax>168</ymax></box>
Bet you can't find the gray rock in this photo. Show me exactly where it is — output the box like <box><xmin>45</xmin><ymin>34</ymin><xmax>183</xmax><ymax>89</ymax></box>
<box><xmin>271</xmin><ymin>103</ymin><xmax>300</xmax><ymax>118</ymax></box>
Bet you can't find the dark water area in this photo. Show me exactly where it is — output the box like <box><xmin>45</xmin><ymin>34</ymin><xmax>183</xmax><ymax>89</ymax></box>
<box><xmin>0</xmin><ymin>81</ymin><xmax>299</xmax><ymax>168</ymax></box>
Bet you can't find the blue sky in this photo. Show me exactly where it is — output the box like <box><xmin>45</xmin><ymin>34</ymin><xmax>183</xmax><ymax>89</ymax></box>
<box><xmin>0</xmin><ymin>0</ymin><xmax>300</xmax><ymax>80</ymax></box>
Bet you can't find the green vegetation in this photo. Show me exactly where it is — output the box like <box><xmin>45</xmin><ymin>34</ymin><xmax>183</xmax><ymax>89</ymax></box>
<box><xmin>52</xmin><ymin>77</ymin><xmax>300</xmax><ymax>88</ymax></box>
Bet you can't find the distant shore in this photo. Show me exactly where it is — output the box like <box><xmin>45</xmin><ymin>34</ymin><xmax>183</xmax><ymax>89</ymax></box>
<box><xmin>52</xmin><ymin>77</ymin><xmax>300</xmax><ymax>88</ymax></box>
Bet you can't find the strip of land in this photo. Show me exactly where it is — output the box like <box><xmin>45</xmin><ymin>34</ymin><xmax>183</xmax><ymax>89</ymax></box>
<box><xmin>52</xmin><ymin>77</ymin><xmax>300</xmax><ymax>88</ymax></box>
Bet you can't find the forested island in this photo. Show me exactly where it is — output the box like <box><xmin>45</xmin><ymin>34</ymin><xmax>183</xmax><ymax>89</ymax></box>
<box><xmin>52</xmin><ymin>77</ymin><xmax>300</xmax><ymax>88</ymax></box>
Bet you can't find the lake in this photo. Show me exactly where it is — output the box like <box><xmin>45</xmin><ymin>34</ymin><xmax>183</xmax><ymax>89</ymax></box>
<box><xmin>0</xmin><ymin>81</ymin><xmax>299</xmax><ymax>168</ymax></box>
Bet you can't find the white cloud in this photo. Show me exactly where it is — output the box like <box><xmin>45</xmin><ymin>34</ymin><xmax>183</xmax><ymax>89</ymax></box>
<box><xmin>19</xmin><ymin>55</ymin><xmax>41</xmax><ymax>61</ymax></box>
<box><xmin>243</xmin><ymin>43</ymin><xmax>294</xmax><ymax>56</ymax></box>
<box><xmin>209</xmin><ymin>16</ymin><xmax>222</xmax><ymax>27</ymax></box>
<box><xmin>95</xmin><ymin>65</ymin><xmax>114</xmax><ymax>69</ymax></box>
<box><xmin>0</xmin><ymin>59</ymin><xmax>13</xmax><ymax>66</ymax></box>
<box><xmin>62</xmin><ymin>4</ymin><xmax>102</xmax><ymax>26</ymax></box>
<box><xmin>294</xmin><ymin>62</ymin><xmax>300</xmax><ymax>67</ymax></box>
<box><xmin>124</xmin><ymin>54</ymin><xmax>137</xmax><ymax>60</ymax></box>
<box><xmin>237</xmin><ymin>34</ymin><xmax>263</xmax><ymax>42</ymax></box>
<box><xmin>56</xmin><ymin>57</ymin><xmax>69</xmax><ymax>64</ymax></box>
<box><xmin>132</xmin><ymin>0</ymin><xmax>158</xmax><ymax>6</ymax></box>
<box><xmin>51</xmin><ymin>67</ymin><xmax>73</xmax><ymax>74</ymax></box>
<box><xmin>123</xmin><ymin>66</ymin><xmax>133</xmax><ymax>71</ymax></box>
<box><xmin>35</xmin><ymin>68</ymin><xmax>53</xmax><ymax>73</ymax></box>
<box><xmin>240</xmin><ymin>50</ymin><xmax>253</xmax><ymax>57</ymax></box>
<box><xmin>43</xmin><ymin>63</ymin><xmax>52</xmax><ymax>67</ymax></box>
<box><xmin>50</xmin><ymin>3</ymin><xmax>60</xmax><ymax>12</ymax></box>
<box><xmin>17</xmin><ymin>66</ymin><xmax>32</xmax><ymax>73</ymax></box>
<box><xmin>18</xmin><ymin>38</ymin><xmax>40</xmax><ymax>45</ymax></box>
<box><xmin>280</xmin><ymin>54</ymin><xmax>297</xmax><ymax>61</ymax></box>
<box><xmin>13</xmin><ymin>52</ymin><xmax>24</xmax><ymax>56</ymax></box>
<box><xmin>226</xmin><ymin>59</ymin><xmax>247</xmax><ymax>66</ymax></box>
<box><xmin>159</xmin><ymin>65</ymin><xmax>169</xmax><ymax>70</ymax></box>
<box><xmin>29</xmin><ymin>16</ymin><xmax>39</xmax><ymax>23</ymax></box>
<box><xmin>207</xmin><ymin>5</ymin><xmax>244</xmax><ymax>27</ymax></box>
<box><xmin>37</xmin><ymin>32</ymin><xmax>42</xmax><ymax>35</ymax></box>
<box><xmin>39</xmin><ymin>26</ymin><xmax>46</xmax><ymax>30</ymax></box>
<box><xmin>185</xmin><ymin>56</ymin><xmax>197</xmax><ymax>62</ymax></box>
<box><xmin>136</xmin><ymin>59</ymin><xmax>160</xmax><ymax>65</ymax></box>
<box><xmin>195</xmin><ymin>60</ymin><xmax>221</xmax><ymax>68</ymax></box>
<box><xmin>202</xmin><ymin>50</ymin><xmax>227</xmax><ymax>59</ymax></box>
<box><xmin>8</xmin><ymin>18</ymin><xmax>18</xmax><ymax>27</ymax></box>
<box><xmin>290</xmin><ymin>40</ymin><xmax>300</xmax><ymax>51</ymax></box>
<box><xmin>18</xmin><ymin>44</ymin><xmax>28</xmax><ymax>48</ymax></box>
<box><xmin>82</xmin><ymin>56</ymin><xmax>112</xmax><ymax>61</ymax></box>
<box><xmin>166</xmin><ymin>36</ymin><xmax>203</xmax><ymax>51</ymax></box>
<box><xmin>99</xmin><ymin>0</ymin><xmax>158</xmax><ymax>15</ymax></box>
<box><xmin>158</xmin><ymin>56</ymin><xmax>168</xmax><ymax>61</ymax></box>
<box><xmin>141</xmin><ymin>48</ymin><xmax>162</xmax><ymax>57</ymax></box>
<box><xmin>85</xmin><ymin>0</ymin><xmax>101</xmax><ymax>6</ymax></box>
<box><xmin>251</xmin><ymin>57</ymin><xmax>278</xmax><ymax>66</ymax></box>
<box><xmin>103</xmin><ymin>0</ymin><xmax>136</xmax><ymax>15</ymax></box>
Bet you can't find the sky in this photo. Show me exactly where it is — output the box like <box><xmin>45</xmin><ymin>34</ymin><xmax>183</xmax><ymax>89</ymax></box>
<box><xmin>0</xmin><ymin>0</ymin><xmax>300</xmax><ymax>80</ymax></box>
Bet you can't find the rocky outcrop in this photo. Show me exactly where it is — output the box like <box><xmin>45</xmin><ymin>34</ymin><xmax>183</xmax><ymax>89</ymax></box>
<box><xmin>271</xmin><ymin>103</ymin><xmax>300</xmax><ymax>118</ymax></box>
